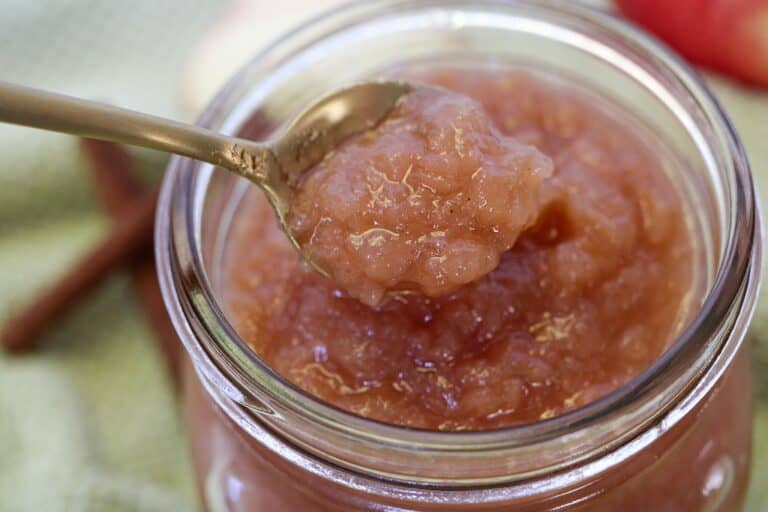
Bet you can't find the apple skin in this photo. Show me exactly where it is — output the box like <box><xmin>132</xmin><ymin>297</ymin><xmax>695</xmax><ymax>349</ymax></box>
<box><xmin>616</xmin><ymin>0</ymin><xmax>768</xmax><ymax>88</ymax></box>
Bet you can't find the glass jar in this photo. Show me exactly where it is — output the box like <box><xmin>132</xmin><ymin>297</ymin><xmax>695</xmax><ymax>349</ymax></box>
<box><xmin>156</xmin><ymin>1</ymin><xmax>763</xmax><ymax>510</ymax></box>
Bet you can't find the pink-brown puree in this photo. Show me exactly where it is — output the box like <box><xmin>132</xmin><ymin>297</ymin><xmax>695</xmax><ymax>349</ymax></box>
<box><xmin>288</xmin><ymin>86</ymin><xmax>553</xmax><ymax>305</ymax></box>
<box><xmin>225</xmin><ymin>68</ymin><xmax>693</xmax><ymax>430</ymax></box>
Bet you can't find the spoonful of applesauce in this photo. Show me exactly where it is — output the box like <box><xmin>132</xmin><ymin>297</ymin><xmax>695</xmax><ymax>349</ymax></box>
<box><xmin>0</xmin><ymin>80</ymin><xmax>553</xmax><ymax>306</ymax></box>
<box><xmin>0</xmin><ymin>79</ymin><xmax>412</xmax><ymax>272</ymax></box>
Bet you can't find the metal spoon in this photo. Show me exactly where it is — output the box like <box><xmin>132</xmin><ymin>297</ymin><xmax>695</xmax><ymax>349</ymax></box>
<box><xmin>0</xmin><ymin>80</ymin><xmax>413</xmax><ymax>273</ymax></box>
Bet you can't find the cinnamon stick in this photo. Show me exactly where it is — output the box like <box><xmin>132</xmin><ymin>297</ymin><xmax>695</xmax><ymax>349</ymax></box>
<box><xmin>1</xmin><ymin>191</ymin><xmax>156</xmax><ymax>352</ymax></box>
<box><xmin>81</xmin><ymin>138</ymin><xmax>144</xmax><ymax>214</ymax></box>
<box><xmin>80</xmin><ymin>139</ymin><xmax>181</xmax><ymax>387</ymax></box>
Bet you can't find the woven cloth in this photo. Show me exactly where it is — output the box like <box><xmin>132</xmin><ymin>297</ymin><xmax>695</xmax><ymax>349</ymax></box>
<box><xmin>0</xmin><ymin>1</ymin><xmax>766</xmax><ymax>511</ymax></box>
<box><xmin>0</xmin><ymin>1</ymin><xmax>220</xmax><ymax>510</ymax></box>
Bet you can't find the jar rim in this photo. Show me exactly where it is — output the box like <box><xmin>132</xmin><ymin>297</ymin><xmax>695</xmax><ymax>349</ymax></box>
<box><xmin>156</xmin><ymin>0</ymin><xmax>761</xmax><ymax>482</ymax></box>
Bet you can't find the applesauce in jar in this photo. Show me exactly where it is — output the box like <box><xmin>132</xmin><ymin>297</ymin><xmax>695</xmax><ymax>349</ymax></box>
<box><xmin>224</xmin><ymin>67</ymin><xmax>694</xmax><ymax>430</ymax></box>
<box><xmin>160</xmin><ymin>2</ymin><xmax>761</xmax><ymax>511</ymax></box>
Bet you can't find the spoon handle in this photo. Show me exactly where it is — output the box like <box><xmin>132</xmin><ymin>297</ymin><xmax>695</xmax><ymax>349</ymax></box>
<box><xmin>0</xmin><ymin>80</ymin><xmax>270</xmax><ymax>178</ymax></box>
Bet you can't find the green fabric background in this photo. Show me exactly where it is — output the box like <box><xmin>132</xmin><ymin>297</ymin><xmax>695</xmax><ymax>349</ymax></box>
<box><xmin>0</xmin><ymin>1</ymin><xmax>766</xmax><ymax>511</ymax></box>
<box><xmin>0</xmin><ymin>1</ymin><xmax>219</xmax><ymax>510</ymax></box>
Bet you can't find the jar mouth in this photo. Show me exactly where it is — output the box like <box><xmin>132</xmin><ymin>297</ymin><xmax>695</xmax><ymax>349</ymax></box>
<box><xmin>157</xmin><ymin>0</ymin><xmax>760</xmax><ymax>473</ymax></box>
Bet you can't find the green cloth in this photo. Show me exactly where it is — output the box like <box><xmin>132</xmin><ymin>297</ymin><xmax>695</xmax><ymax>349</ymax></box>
<box><xmin>0</xmin><ymin>2</ymin><xmax>766</xmax><ymax>511</ymax></box>
<box><xmin>0</xmin><ymin>1</ymin><xmax>220</xmax><ymax>510</ymax></box>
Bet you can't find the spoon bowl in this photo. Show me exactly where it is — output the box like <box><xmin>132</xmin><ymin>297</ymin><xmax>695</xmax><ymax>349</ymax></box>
<box><xmin>241</xmin><ymin>81</ymin><xmax>414</xmax><ymax>269</ymax></box>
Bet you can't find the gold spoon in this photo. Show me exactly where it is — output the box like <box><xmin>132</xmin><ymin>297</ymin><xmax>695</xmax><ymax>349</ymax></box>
<box><xmin>0</xmin><ymin>80</ymin><xmax>413</xmax><ymax>274</ymax></box>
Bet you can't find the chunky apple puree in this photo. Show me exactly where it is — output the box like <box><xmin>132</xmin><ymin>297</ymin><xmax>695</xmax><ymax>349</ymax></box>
<box><xmin>288</xmin><ymin>86</ymin><xmax>553</xmax><ymax>305</ymax></box>
<box><xmin>224</xmin><ymin>67</ymin><xmax>693</xmax><ymax>430</ymax></box>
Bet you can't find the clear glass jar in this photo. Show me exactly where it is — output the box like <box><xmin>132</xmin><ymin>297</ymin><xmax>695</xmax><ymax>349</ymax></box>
<box><xmin>156</xmin><ymin>1</ymin><xmax>763</xmax><ymax>510</ymax></box>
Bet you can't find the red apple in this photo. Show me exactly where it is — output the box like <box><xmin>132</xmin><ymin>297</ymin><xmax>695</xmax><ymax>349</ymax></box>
<box><xmin>615</xmin><ymin>0</ymin><xmax>768</xmax><ymax>88</ymax></box>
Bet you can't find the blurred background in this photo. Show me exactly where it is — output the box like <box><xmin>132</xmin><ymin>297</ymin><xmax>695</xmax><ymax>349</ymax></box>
<box><xmin>0</xmin><ymin>0</ymin><xmax>766</xmax><ymax>510</ymax></box>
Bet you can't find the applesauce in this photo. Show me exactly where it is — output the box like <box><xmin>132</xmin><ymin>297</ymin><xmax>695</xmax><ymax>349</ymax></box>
<box><xmin>288</xmin><ymin>85</ymin><xmax>553</xmax><ymax>305</ymax></box>
<box><xmin>224</xmin><ymin>67</ymin><xmax>693</xmax><ymax>430</ymax></box>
